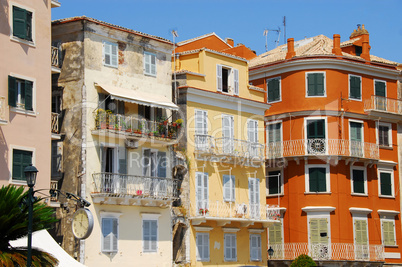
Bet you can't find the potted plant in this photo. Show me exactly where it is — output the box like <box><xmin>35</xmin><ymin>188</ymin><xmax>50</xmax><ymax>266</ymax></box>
<box><xmin>175</xmin><ymin>119</ymin><xmax>183</xmax><ymax>128</ymax></box>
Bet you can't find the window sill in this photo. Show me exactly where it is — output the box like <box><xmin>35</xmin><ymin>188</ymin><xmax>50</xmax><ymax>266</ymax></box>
<box><xmin>11</xmin><ymin>180</ymin><xmax>27</xmax><ymax>186</ymax></box>
<box><xmin>379</xmin><ymin>145</ymin><xmax>393</xmax><ymax>150</ymax></box>
<box><xmin>306</xmin><ymin>95</ymin><xmax>326</xmax><ymax>98</ymax></box>
<box><xmin>351</xmin><ymin>193</ymin><xmax>368</xmax><ymax>197</ymax></box>
<box><xmin>10</xmin><ymin>107</ymin><xmax>36</xmax><ymax>117</ymax></box>
<box><xmin>379</xmin><ymin>195</ymin><xmax>395</xmax><ymax>199</ymax></box>
<box><xmin>104</xmin><ymin>64</ymin><xmax>118</xmax><ymax>69</ymax></box>
<box><xmin>267</xmin><ymin>193</ymin><xmax>284</xmax><ymax>198</ymax></box>
<box><xmin>268</xmin><ymin>100</ymin><xmax>281</xmax><ymax>104</ymax></box>
<box><xmin>10</xmin><ymin>36</ymin><xmax>35</xmax><ymax>48</ymax></box>
<box><xmin>384</xmin><ymin>245</ymin><xmax>398</xmax><ymax>248</ymax></box>
<box><xmin>348</xmin><ymin>97</ymin><xmax>362</xmax><ymax>102</ymax></box>
<box><xmin>144</xmin><ymin>73</ymin><xmax>157</xmax><ymax>77</ymax></box>
<box><xmin>304</xmin><ymin>192</ymin><xmax>331</xmax><ymax>195</ymax></box>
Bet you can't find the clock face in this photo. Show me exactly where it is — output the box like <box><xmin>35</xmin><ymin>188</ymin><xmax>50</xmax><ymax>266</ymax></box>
<box><xmin>72</xmin><ymin>208</ymin><xmax>94</xmax><ymax>239</ymax></box>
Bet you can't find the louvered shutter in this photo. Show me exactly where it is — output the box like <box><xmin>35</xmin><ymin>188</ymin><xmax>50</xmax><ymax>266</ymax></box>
<box><xmin>111</xmin><ymin>44</ymin><xmax>118</xmax><ymax>67</ymax></box>
<box><xmin>203</xmin><ymin>173</ymin><xmax>208</xmax><ymax>209</ymax></box>
<box><xmin>375</xmin><ymin>81</ymin><xmax>386</xmax><ymax>97</ymax></box>
<box><xmin>195</xmin><ymin>110</ymin><xmax>207</xmax><ymax>135</ymax></box>
<box><xmin>8</xmin><ymin>76</ymin><xmax>17</xmax><ymax>107</ymax></box>
<box><xmin>316</xmin><ymin>73</ymin><xmax>325</xmax><ymax>96</ymax></box>
<box><xmin>217</xmin><ymin>65</ymin><xmax>223</xmax><ymax>92</ymax></box>
<box><xmin>150</xmin><ymin>220</ymin><xmax>157</xmax><ymax>251</ymax></box>
<box><xmin>13</xmin><ymin>6</ymin><xmax>27</xmax><ymax>40</ymax></box>
<box><xmin>307</xmin><ymin>73</ymin><xmax>316</xmax><ymax>96</ymax></box>
<box><xmin>157</xmin><ymin>151</ymin><xmax>166</xmax><ymax>178</ymax></box>
<box><xmin>250</xmin><ymin>234</ymin><xmax>261</xmax><ymax>261</ymax></box>
<box><xmin>269</xmin><ymin>221</ymin><xmax>282</xmax><ymax>244</ymax></box>
<box><xmin>380</xmin><ymin>172</ymin><xmax>392</xmax><ymax>196</ymax></box>
<box><xmin>151</xmin><ymin>54</ymin><xmax>156</xmax><ymax>75</ymax></box>
<box><xmin>350</xmin><ymin>122</ymin><xmax>362</xmax><ymax>142</ymax></box>
<box><xmin>350</xmin><ymin>76</ymin><xmax>361</xmax><ymax>99</ymax></box>
<box><xmin>143</xmin><ymin>149</ymin><xmax>150</xmax><ymax>176</ymax></box>
<box><xmin>102</xmin><ymin>218</ymin><xmax>112</xmax><ymax>251</ymax></box>
<box><xmin>24</xmin><ymin>80</ymin><xmax>33</xmax><ymax>110</ymax></box>
<box><xmin>319</xmin><ymin>218</ymin><xmax>329</xmax><ymax>243</ymax></box>
<box><xmin>196</xmin><ymin>172</ymin><xmax>208</xmax><ymax>210</ymax></box>
<box><xmin>268</xmin><ymin>78</ymin><xmax>280</xmax><ymax>102</ymax></box>
<box><xmin>25</xmin><ymin>11</ymin><xmax>32</xmax><ymax>41</ymax></box>
<box><xmin>203</xmin><ymin>234</ymin><xmax>209</xmax><ymax>260</ymax></box>
<box><xmin>104</xmin><ymin>43</ymin><xmax>111</xmax><ymax>65</ymax></box>
<box><xmin>309</xmin><ymin>168</ymin><xmax>318</xmax><ymax>192</ymax></box>
<box><xmin>112</xmin><ymin>218</ymin><xmax>118</xmax><ymax>251</ymax></box>
<box><xmin>355</xmin><ymin>220</ymin><xmax>368</xmax><ymax>245</ymax></box>
<box><xmin>118</xmin><ymin>147</ymin><xmax>127</xmax><ymax>175</ymax></box>
<box><xmin>353</xmin><ymin>169</ymin><xmax>365</xmax><ymax>194</ymax></box>
<box><xmin>382</xmin><ymin>221</ymin><xmax>395</xmax><ymax>246</ymax></box>
<box><xmin>233</xmin><ymin>68</ymin><xmax>239</xmax><ymax>95</ymax></box>
<box><xmin>310</xmin><ymin>218</ymin><xmax>319</xmax><ymax>243</ymax></box>
<box><xmin>223</xmin><ymin>175</ymin><xmax>231</xmax><ymax>201</ymax></box>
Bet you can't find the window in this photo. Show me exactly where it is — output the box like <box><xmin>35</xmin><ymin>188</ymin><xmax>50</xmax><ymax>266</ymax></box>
<box><xmin>306</xmin><ymin>72</ymin><xmax>325</xmax><ymax>97</ymax></box>
<box><xmin>143</xmin><ymin>149</ymin><xmax>166</xmax><ymax>178</ymax></box>
<box><xmin>247</xmin><ymin>119</ymin><xmax>259</xmax><ymax>157</ymax></box>
<box><xmin>224</xmin><ymin>233</ymin><xmax>237</xmax><ymax>261</ymax></box>
<box><xmin>267</xmin><ymin>122</ymin><xmax>281</xmax><ymax>144</ymax></box>
<box><xmin>196</xmin><ymin>233</ymin><xmax>209</xmax><ymax>261</ymax></box>
<box><xmin>351</xmin><ymin>166</ymin><xmax>366</xmax><ymax>195</ymax></box>
<box><xmin>143</xmin><ymin>219</ymin><xmax>158</xmax><ymax>252</ymax></box>
<box><xmin>377</xmin><ymin>122</ymin><xmax>392</xmax><ymax>147</ymax></box>
<box><xmin>354</xmin><ymin>218</ymin><xmax>369</xmax><ymax>259</ymax></box>
<box><xmin>306</xmin><ymin>118</ymin><xmax>326</xmax><ymax>154</ymax></box>
<box><xmin>349</xmin><ymin>120</ymin><xmax>363</xmax><ymax>157</ymax></box>
<box><xmin>305</xmin><ymin>164</ymin><xmax>329</xmax><ymax>193</ymax></box>
<box><xmin>217</xmin><ymin>65</ymin><xmax>239</xmax><ymax>95</ymax></box>
<box><xmin>378</xmin><ymin>169</ymin><xmax>394</xmax><ymax>197</ymax></box>
<box><xmin>381</xmin><ymin>219</ymin><xmax>396</xmax><ymax>246</ymax></box>
<box><xmin>268</xmin><ymin>220</ymin><xmax>283</xmax><ymax>245</ymax></box>
<box><xmin>309</xmin><ymin>217</ymin><xmax>329</xmax><ymax>250</ymax></box>
<box><xmin>101</xmin><ymin>217</ymin><xmax>118</xmax><ymax>253</ymax></box>
<box><xmin>223</xmin><ymin>175</ymin><xmax>235</xmax><ymax>202</ymax></box>
<box><xmin>195</xmin><ymin>109</ymin><xmax>208</xmax><ymax>151</ymax></box>
<box><xmin>98</xmin><ymin>93</ymin><xmax>125</xmax><ymax>115</ymax></box>
<box><xmin>355</xmin><ymin>46</ymin><xmax>362</xmax><ymax>57</ymax></box>
<box><xmin>267</xmin><ymin>77</ymin><xmax>281</xmax><ymax>103</ymax></box>
<box><xmin>249</xmin><ymin>178</ymin><xmax>260</xmax><ymax>218</ymax></box>
<box><xmin>267</xmin><ymin>170</ymin><xmax>282</xmax><ymax>195</ymax></box>
<box><xmin>103</xmin><ymin>41</ymin><xmax>118</xmax><ymax>68</ymax></box>
<box><xmin>144</xmin><ymin>52</ymin><xmax>156</xmax><ymax>76</ymax></box>
<box><xmin>374</xmin><ymin>80</ymin><xmax>386</xmax><ymax>111</ymax></box>
<box><xmin>12</xmin><ymin>5</ymin><xmax>32</xmax><ymax>42</ymax></box>
<box><xmin>196</xmin><ymin>172</ymin><xmax>208</xmax><ymax>212</ymax></box>
<box><xmin>8</xmin><ymin>76</ymin><xmax>33</xmax><ymax>111</ymax></box>
<box><xmin>250</xmin><ymin>234</ymin><xmax>262</xmax><ymax>261</ymax></box>
<box><xmin>12</xmin><ymin>149</ymin><xmax>32</xmax><ymax>181</ymax></box>
<box><xmin>349</xmin><ymin>75</ymin><xmax>361</xmax><ymax>100</ymax></box>
<box><xmin>51</xmin><ymin>141</ymin><xmax>62</xmax><ymax>177</ymax></box>
<box><xmin>222</xmin><ymin>115</ymin><xmax>234</xmax><ymax>154</ymax></box>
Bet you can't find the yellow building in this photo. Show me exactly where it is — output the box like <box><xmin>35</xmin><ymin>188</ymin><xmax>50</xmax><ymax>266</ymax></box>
<box><xmin>173</xmin><ymin>34</ymin><xmax>278</xmax><ymax>266</ymax></box>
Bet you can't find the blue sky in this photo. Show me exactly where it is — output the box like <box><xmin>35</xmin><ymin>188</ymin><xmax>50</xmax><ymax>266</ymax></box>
<box><xmin>52</xmin><ymin>0</ymin><xmax>402</xmax><ymax>63</ymax></box>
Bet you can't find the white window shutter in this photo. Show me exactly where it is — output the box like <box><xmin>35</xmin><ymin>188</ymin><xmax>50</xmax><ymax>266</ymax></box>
<box><xmin>231</xmin><ymin>176</ymin><xmax>235</xmax><ymax>201</ymax></box>
<box><xmin>102</xmin><ymin>218</ymin><xmax>111</xmax><ymax>252</ymax></box>
<box><xmin>111</xmin><ymin>44</ymin><xmax>118</xmax><ymax>67</ymax></box>
<box><xmin>151</xmin><ymin>54</ymin><xmax>156</xmax><ymax>75</ymax></box>
<box><xmin>234</xmin><ymin>68</ymin><xmax>239</xmax><ymax>95</ymax></box>
<box><xmin>203</xmin><ymin>173</ymin><xmax>208</xmax><ymax>209</ymax></box>
<box><xmin>203</xmin><ymin>111</ymin><xmax>207</xmax><ymax>134</ymax></box>
<box><xmin>104</xmin><ymin>43</ymin><xmax>111</xmax><ymax>65</ymax></box>
<box><xmin>144</xmin><ymin>53</ymin><xmax>150</xmax><ymax>74</ymax></box>
<box><xmin>204</xmin><ymin>234</ymin><xmax>209</xmax><ymax>260</ymax></box>
<box><xmin>217</xmin><ymin>65</ymin><xmax>223</xmax><ymax>92</ymax></box>
<box><xmin>112</xmin><ymin>218</ymin><xmax>118</xmax><ymax>251</ymax></box>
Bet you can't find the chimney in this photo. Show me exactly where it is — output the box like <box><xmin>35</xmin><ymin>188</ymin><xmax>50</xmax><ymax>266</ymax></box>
<box><xmin>361</xmin><ymin>40</ymin><xmax>370</xmax><ymax>61</ymax></box>
<box><xmin>225</xmin><ymin>38</ymin><xmax>234</xmax><ymax>47</ymax></box>
<box><xmin>332</xmin><ymin>34</ymin><xmax>342</xmax><ymax>56</ymax></box>
<box><xmin>285</xmin><ymin>38</ymin><xmax>296</xmax><ymax>59</ymax></box>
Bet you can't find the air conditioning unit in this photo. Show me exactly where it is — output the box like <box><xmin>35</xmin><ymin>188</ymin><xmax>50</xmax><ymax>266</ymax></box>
<box><xmin>125</xmin><ymin>139</ymin><xmax>138</xmax><ymax>149</ymax></box>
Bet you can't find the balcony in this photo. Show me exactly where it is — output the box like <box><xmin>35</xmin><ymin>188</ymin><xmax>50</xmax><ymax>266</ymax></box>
<box><xmin>0</xmin><ymin>96</ymin><xmax>7</xmax><ymax>125</ymax></box>
<box><xmin>51</xmin><ymin>46</ymin><xmax>61</xmax><ymax>73</ymax></box>
<box><xmin>190</xmin><ymin>201</ymin><xmax>280</xmax><ymax>227</ymax></box>
<box><xmin>269</xmin><ymin>243</ymin><xmax>384</xmax><ymax>262</ymax></box>
<box><xmin>49</xmin><ymin>180</ymin><xmax>60</xmax><ymax>207</ymax></box>
<box><xmin>91</xmin><ymin>172</ymin><xmax>179</xmax><ymax>207</ymax></box>
<box><xmin>364</xmin><ymin>95</ymin><xmax>402</xmax><ymax>121</ymax></box>
<box><xmin>266</xmin><ymin>139</ymin><xmax>379</xmax><ymax>162</ymax></box>
<box><xmin>51</xmin><ymin>0</ymin><xmax>61</xmax><ymax>8</ymax></box>
<box><xmin>92</xmin><ymin>111</ymin><xmax>181</xmax><ymax>144</ymax></box>
<box><xmin>194</xmin><ymin>134</ymin><xmax>265</xmax><ymax>165</ymax></box>
<box><xmin>51</xmin><ymin>112</ymin><xmax>61</xmax><ymax>140</ymax></box>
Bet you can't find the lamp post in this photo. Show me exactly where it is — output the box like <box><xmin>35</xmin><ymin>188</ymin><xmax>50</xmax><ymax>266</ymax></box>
<box><xmin>267</xmin><ymin>246</ymin><xmax>274</xmax><ymax>267</ymax></box>
<box><xmin>24</xmin><ymin>164</ymin><xmax>38</xmax><ymax>267</ymax></box>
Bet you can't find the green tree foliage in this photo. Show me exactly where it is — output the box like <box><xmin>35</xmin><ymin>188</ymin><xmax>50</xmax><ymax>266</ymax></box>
<box><xmin>0</xmin><ymin>185</ymin><xmax>58</xmax><ymax>266</ymax></box>
<box><xmin>290</xmin><ymin>254</ymin><xmax>317</xmax><ymax>267</ymax></box>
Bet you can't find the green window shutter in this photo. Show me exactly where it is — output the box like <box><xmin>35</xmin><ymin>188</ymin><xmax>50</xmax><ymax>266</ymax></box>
<box><xmin>26</xmin><ymin>11</ymin><xmax>32</xmax><ymax>41</ymax></box>
<box><xmin>13</xmin><ymin>6</ymin><xmax>27</xmax><ymax>40</ymax></box>
<box><xmin>309</xmin><ymin>167</ymin><xmax>326</xmax><ymax>192</ymax></box>
<box><xmin>316</xmin><ymin>73</ymin><xmax>324</xmax><ymax>96</ymax></box>
<box><xmin>307</xmin><ymin>120</ymin><xmax>325</xmax><ymax>139</ymax></box>
<box><xmin>353</xmin><ymin>169</ymin><xmax>365</xmax><ymax>194</ymax></box>
<box><xmin>380</xmin><ymin>172</ymin><xmax>392</xmax><ymax>196</ymax></box>
<box><xmin>310</xmin><ymin>218</ymin><xmax>319</xmax><ymax>243</ymax></box>
<box><xmin>355</xmin><ymin>220</ymin><xmax>367</xmax><ymax>245</ymax></box>
<box><xmin>24</xmin><ymin>80</ymin><xmax>33</xmax><ymax>111</ymax></box>
<box><xmin>309</xmin><ymin>168</ymin><xmax>318</xmax><ymax>192</ymax></box>
<box><xmin>350</xmin><ymin>76</ymin><xmax>361</xmax><ymax>99</ymax></box>
<box><xmin>307</xmin><ymin>73</ymin><xmax>324</xmax><ymax>96</ymax></box>
<box><xmin>8</xmin><ymin>76</ymin><xmax>17</xmax><ymax>107</ymax></box>
<box><xmin>268</xmin><ymin>78</ymin><xmax>280</xmax><ymax>102</ymax></box>
<box><xmin>350</xmin><ymin>122</ymin><xmax>362</xmax><ymax>142</ymax></box>
<box><xmin>382</xmin><ymin>221</ymin><xmax>395</xmax><ymax>246</ymax></box>
<box><xmin>12</xmin><ymin>150</ymin><xmax>32</xmax><ymax>181</ymax></box>
<box><xmin>269</xmin><ymin>221</ymin><xmax>282</xmax><ymax>244</ymax></box>
<box><xmin>318</xmin><ymin>218</ymin><xmax>328</xmax><ymax>243</ymax></box>
<box><xmin>307</xmin><ymin>74</ymin><xmax>316</xmax><ymax>96</ymax></box>
<box><xmin>375</xmin><ymin>81</ymin><xmax>386</xmax><ymax>97</ymax></box>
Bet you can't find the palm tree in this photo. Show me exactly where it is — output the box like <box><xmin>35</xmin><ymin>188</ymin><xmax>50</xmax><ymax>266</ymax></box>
<box><xmin>0</xmin><ymin>185</ymin><xmax>59</xmax><ymax>266</ymax></box>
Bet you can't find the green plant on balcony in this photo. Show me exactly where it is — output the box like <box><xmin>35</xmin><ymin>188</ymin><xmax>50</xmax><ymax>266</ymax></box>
<box><xmin>175</xmin><ymin>118</ymin><xmax>183</xmax><ymax>127</ymax></box>
<box><xmin>95</xmin><ymin>109</ymin><xmax>112</xmax><ymax>129</ymax></box>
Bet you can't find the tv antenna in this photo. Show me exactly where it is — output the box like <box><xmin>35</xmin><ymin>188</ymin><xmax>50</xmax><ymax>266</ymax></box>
<box><xmin>263</xmin><ymin>27</ymin><xmax>281</xmax><ymax>52</ymax></box>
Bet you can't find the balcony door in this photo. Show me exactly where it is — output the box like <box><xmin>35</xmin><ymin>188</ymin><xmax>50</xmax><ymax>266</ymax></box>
<box><xmin>196</xmin><ymin>172</ymin><xmax>209</xmax><ymax>213</ymax></box>
<box><xmin>375</xmin><ymin>80</ymin><xmax>386</xmax><ymax>111</ymax></box>
<box><xmin>350</xmin><ymin>121</ymin><xmax>363</xmax><ymax>157</ymax></box>
<box><xmin>195</xmin><ymin>110</ymin><xmax>208</xmax><ymax>151</ymax></box>
<box><xmin>100</xmin><ymin>146</ymin><xmax>126</xmax><ymax>193</ymax></box>
<box><xmin>143</xmin><ymin>149</ymin><xmax>167</xmax><ymax>197</ymax></box>
<box><xmin>354</xmin><ymin>218</ymin><xmax>369</xmax><ymax>260</ymax></box>
<box><xmin>306</xmin><ymin>119</ymin><xmax>326</xmax><ymax>154</ymax></box>
<box><xmin>309</xmin><ymin>217</ymin><xmax>330</xmax><ymax>259</ymax></box>
<box><xmin>222</xmin><ymin>114</ymin><xmax>234</xmax><ymax>154</ymax></box>
<box><xmin>249</xmin><ymin>178</ymin><xmax>260</xmax><ymax>219</ymax></box>
<box><xmin>247</xmin><ymin>119</ymin><xmax>259</xmax><ymax>158</ymax></box>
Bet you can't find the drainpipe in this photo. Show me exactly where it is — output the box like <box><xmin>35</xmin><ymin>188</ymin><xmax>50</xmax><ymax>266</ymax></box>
<box><xmin>80</xmin><ymin>83</ymin><xmax>87</xmax><ymax>264</ymax></box>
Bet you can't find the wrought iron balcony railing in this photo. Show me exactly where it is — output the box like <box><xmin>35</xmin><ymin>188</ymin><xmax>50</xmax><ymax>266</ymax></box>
<box><xmin>51</xmin><ymin>46</ymin><xmax>60</xmax><ymax>69</ymax></box>
<box><xmin>190</xmin><ymin>200</ymin><xmax>280</xmax><ymax>221</ymax></box>
<box><xmin>51</xmin><ymin>112</ymin><xmax>59</xmax><ymax>134</ymax></box>
<box><xmin>50</xmin><ymin>180</ymin><xmax>59</xmax><ymax>202</ymax></box>
<box><xmin>92</xmin><ymin>172</ymin><xmax>179</xmax><ymax>200</ymax></box>
<box><xmin>268</xmin><ymin>243</ymin><xmax>384</xmax><ymax>262</ymax></box>
<box><xmin>364</xmin><ymin>95</ymin><xmax>402</xmax><ymax>115</ymax></box>
<box><xmin>94</xmin><ymin>111</ymin><xmax>181</xmax><ymax>140</ymax></box>
<box><xmin>194</xmin><ymin>134</ymin><xmax>264</xmax><ymax>161</ymax></box>
<box><xmin>266</xmin><ymin>139</ymin><xmax>379</xmax><ymax>160</ymax></box>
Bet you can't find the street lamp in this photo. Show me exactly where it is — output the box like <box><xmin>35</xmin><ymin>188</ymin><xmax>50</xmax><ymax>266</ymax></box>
<box><xmin>24</xmin><ymin>164</ymin><xmax>38</xmax><ymax>267</ymax></box>
<box><xmin>267</xmin><ymin>246</ymin><xmax>274</xmax><ymax>267</ymax></box>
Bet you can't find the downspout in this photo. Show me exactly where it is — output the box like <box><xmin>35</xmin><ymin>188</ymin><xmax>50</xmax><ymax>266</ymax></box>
<box><xmin>79</xmin><ymin>82</ymin><xmax>87</xmax><ymax>265</ymax></box>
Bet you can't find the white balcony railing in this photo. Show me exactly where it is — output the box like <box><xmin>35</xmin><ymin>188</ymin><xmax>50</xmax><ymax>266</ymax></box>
<box><xmin>0</xmin><ymin>96</ymin><xmax>6</xmax><ymax>123</ymax></box>
<box><xmin>92</xmin><ymin>172</ymin><xmax>179</xmax><ymax>200</ymax></box>
<box><xmin>364</xmin><ymin>95</ymin><xmax>402</xmax><ymax>115</ymax></box>
<box><xmin>190</xmin><ymin>200</ymin><xmax>280</xmax><ymax>221</ymax></box>
<box><xmin>266</xmin><ymin>139</ymin><xmax>379</xmax><ymax>160</ymax></box>
<box><xmin>269</xmin><ymin>243</ymin><xmax>384</xmax><ymax>262</ymax></box>
<box><xmin>194</xmin><ymin>134</ymin><xmax>265</xmax><ymax>161</ymax></box>
<box><xmin>94</xmin><ymin>112</ymin><xmax>180</xmax><ymax>140</ymax></box>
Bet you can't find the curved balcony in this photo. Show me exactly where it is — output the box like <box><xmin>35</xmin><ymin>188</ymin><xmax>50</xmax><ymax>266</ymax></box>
<box><xmin>269</xmin><ymin>243</ymin><xmax>384</xmax><ymax>262</ymax></box>
<box><xmin>190</xmin><ymin>200</ymin><xmax>279</xmax><ymax>227</ymax></box>
<box><xmin>91</xmin><ymin>172</ymin><xmax>179</xmax><ymax>207</ymax></box>
<box><xmin>364</xmin><ymin>95</ymin><xmax>402</xmax><ymax>121</ymax></box>
<box><xmin>194</xmin><ymin>134</ymin><xmax>265</xmax><ymax>165</ymax></box>
<box><xmin>266</xmin><ymin>139</ymin><xmax>379</xmax><ymax>161</ymax></box>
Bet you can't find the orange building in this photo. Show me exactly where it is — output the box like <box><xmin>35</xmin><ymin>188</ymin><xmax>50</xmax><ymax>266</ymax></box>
<box><xmin>249</xmin><ymin>25</ymin><xmax>402</xmax><ymax>266</ymax></box>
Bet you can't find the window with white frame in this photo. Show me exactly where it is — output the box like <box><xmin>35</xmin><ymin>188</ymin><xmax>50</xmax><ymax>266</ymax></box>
<box><xmin>349</xmin><ymin>75</ymin><xmax>362</xmax><ymax>100</ymax></box>
<box><xmin>195</xmin><ymin>109</ymin><xmax>208</xmax><ymax>151</ymax></box>
<box><xmin>217</xmin><ymin>64</ymin><xmax>239</xmax><ymax>95</ymax></box>
<box><xmin>12</xmin><ymin>148</ymin><xmax>33</xmax><ymax>181</ymax></box>
<box><xmin>142</xmin><ymin>149</ymin><xmax>167</xmax><ymax>178</ymax></box>
<box><xmin>377</xmin><ymin>122</ymin><xmax>392</xmax><ymax>147</ymax></box>
<box><xmin>101</xmin><ymin>217</ymin><xmax>118</xmax><ymax>253</ymax></box>
<box><xmin>305</xmin><ymin>164</ymin><xmax>330</xmax><ymax>193</ymax></box>
<box><xmin>350</xmin><ymin>166</ymin><xmax>367</xmax><ymax>195</ymax></box>
<box><xmin>11</xmin><ymin>4</ymin><xmax>33</xmax><ymax>43</ymax></box>
<box><xmin>196</xmin><ymin>172</ymin><xmax>209</xmax><ymax>213</ymax></box>
<box><xmin>305</xmin><ymin>118</ymin><xmax>326</xmax><ymax>154</ymax></box>
<box><xmin>224</xmin><ymin>233</ymin><xmax>237</xmax><ymax>261</ymax></box>
<box><xmin>381</xmin><ymin>219</ymin><xmax>396</xmax><ymax>246</ymax></box>
<box><xmin>374</xmin><ymin>80</ymin><xmax>387</xmax><ymax>111</ymax></box>
<box><xmin>103</xmin><ymin>41</ymin><xmax>118</xmax><ymax>68</ymax></box>
<box><xmin>309</xmin><ymin>216</ymin><xmax>330</xmax><ymax>248</ymax></box>
<box><xmin>196</xmin><ymin>232</ymin><xmax>210</xmax><ymax>261</ymax></box>
<box><xmin>223</xmin><ymin>175</ymin><xmax>235</xmax><ymax>202</ymax></box>
<box><xmin>267</xmin><ymin>122</ymin><xmax>281</xmax><ymax>144</ymax></box>
<box><xmin>143</xmin><ymin>218</ymin><xmax>158</xmax><ymax>252</ymax></box>
<box><xmin>306</xmin><ymin>72</ymin><xmax>325</xmax><ymax>97</ymax></box>
<box><xmin>267</xmin><ymin>169</ymin><xmax>282</xmax><ymax>195</ymax></box>
<box><xmin>267</xmin><ymin>77</ymin><xmax>281</xmax><ymax>103</ymax></box>
<box><xmin>349</xmin><ymin>120</ymin><xmax>364</xmax><ymax>157</ymax></box>
<box><xmin>353</xmin><ymin>216</ymin><xmax>369</xmax><ymax>259</ymax></box>
<box><xmin>144</xmin><ymin>52</ymin><xmax>157</xmax><ymax>76</ymax></box>
<box><xmin>268</xmin><ymin>219</ymin><xmax>283</xmax><ymax>245</ymax></box>
<box><xmin>249</xmin><ymin>234</ymin><xmax>262</xmax><ymax>261</ymax></box>
<box><xmin>8</xmin><ymin>75</ymin><xmax>34</xmax><ymax>111</ymax></box>
<box><xmin>247</xmin><ymin>119</ymin><xmax>259</xmax><ymax>157</ymax></box>
<box><xmin>222</xmin><ymin>114</ymin><xmax>234</xmax><ymax>154</ymax></box>
<box><xmin>378</xmin><ymin>168</ymin><xmax>394</xmax><ymax>197</ymax></box>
